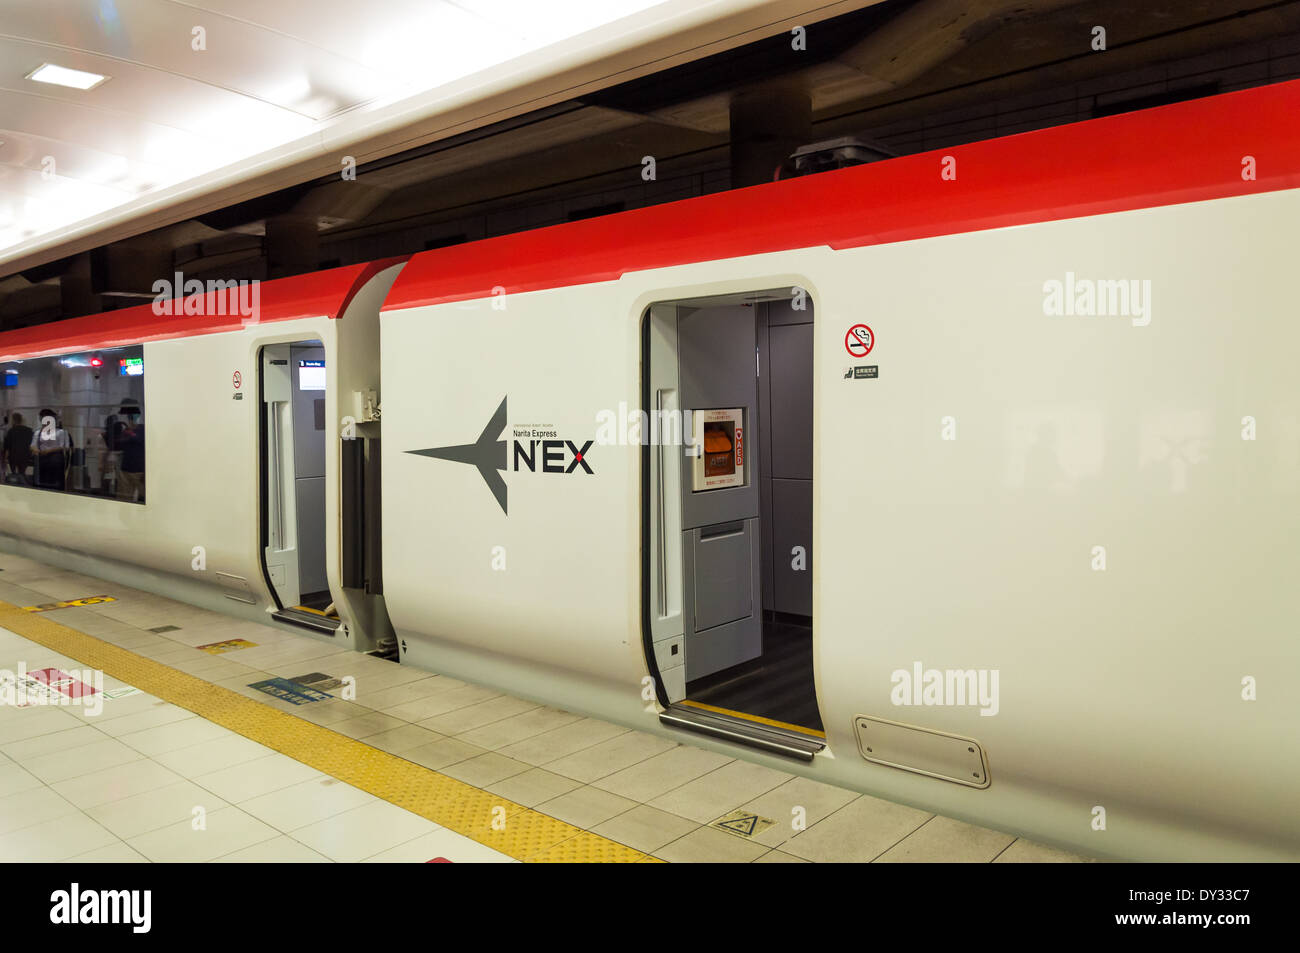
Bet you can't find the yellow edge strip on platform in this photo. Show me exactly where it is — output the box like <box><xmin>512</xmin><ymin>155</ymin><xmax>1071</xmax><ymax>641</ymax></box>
<box><xmin>0</xmin><ymin>601</ymin><xmax>658</xmax><ymax>863</ymax></box>
<box><xmin>288</xmin><ymin>605</ymin><xmax>334</xmax><ymax>618</ymax></box>
<box><xmin>679</xmin><ymin>698</ymin><xmax>827</xmax><ymax>739</ymax></box>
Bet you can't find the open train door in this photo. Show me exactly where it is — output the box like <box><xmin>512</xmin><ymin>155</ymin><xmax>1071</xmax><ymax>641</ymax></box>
<box><xmin>645</xmin><ymin>288</ymin><xmax>825</xmax><ymax>762</ymax></box>
<box><xmin>260</xmin><ymin>341</ymin><xmax>335</xmax><ymax>631</ymax></box>
<box><xmin>256</xmin><ymin>259</ymin><xmax>405</xmax><ymax>652</ymax></box>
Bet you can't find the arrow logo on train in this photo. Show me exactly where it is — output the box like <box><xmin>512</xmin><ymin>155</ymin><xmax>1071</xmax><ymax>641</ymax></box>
<box><xmin>407</xmin><ymin>396</ymin><xmax>508</xmax><ymax>515</ymax></box>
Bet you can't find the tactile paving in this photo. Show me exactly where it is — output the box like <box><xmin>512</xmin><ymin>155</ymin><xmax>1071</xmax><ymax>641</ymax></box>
<box><xmin>0</xmin><ymin>601</ymin><xmax>650</xmax><ymax>863</ymax></box>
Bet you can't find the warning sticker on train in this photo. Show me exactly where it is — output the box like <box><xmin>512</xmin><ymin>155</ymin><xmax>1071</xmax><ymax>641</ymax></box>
<box><xmin>845</xmin><ymin>324</ymin><xmax>874</xmax><ymax>357</ymax></box>
<box><xmin>406</xmin><ymin>396</ymin><xmax>594</xmax><ymax>516</ymax></box>
<box><xmin>232</xmin><ymin>371</ymin><xmax>242</xmax><ymax>389</ymax></box>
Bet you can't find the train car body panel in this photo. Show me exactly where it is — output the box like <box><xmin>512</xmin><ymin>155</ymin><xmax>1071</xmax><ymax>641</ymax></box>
<box><xmin>810</xmin><ymin>188</ymin><xmax>1300</xmax><ymax>862</ymax></box>
<box><xmin>380</xmin><ymin>256</ymin><xmax>825</xmax><ymax>723</ymax></box>
<box><xmin>0</xmin><ymin>262</ymin><xmax>405</xmax><ymax>652</ymax></box>
<box><xmin>382</xmin><ymin>186</ymin><xmax>1300</xmax><ymax>861</ymax></box>
<box><xmin>379</xmin><ymin>81</ymin><xmax>1300</xmax><ymax>861</ymax></box>
<box><xmin>0</xmin><ymin>317</ymin><xmax>321</xmax><ymax>617</ymax></box>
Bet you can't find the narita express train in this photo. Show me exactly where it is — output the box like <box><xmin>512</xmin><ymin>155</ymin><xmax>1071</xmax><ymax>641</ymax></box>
<box><xmin>1</xmin><ymin>79</ymin><xmax>1297</xmax><ymax>862</ymax></box>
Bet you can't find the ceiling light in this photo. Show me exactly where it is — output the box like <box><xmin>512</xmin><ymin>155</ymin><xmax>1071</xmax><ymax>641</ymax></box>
<box><xmin>26</xmin><ymin>64</ymin><xmax>108</xmax><ymax>91</ymax></box>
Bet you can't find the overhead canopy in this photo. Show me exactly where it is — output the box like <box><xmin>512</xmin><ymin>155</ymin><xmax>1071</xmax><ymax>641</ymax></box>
<box><xmin>0</xmin><ymin>0</ymin><xmax>865</xmax><ymax>273</ymax></box>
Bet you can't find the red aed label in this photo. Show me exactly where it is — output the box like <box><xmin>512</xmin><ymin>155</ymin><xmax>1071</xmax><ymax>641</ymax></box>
<box><xmin>734</xmin><ymin>428</ymin><xmax>743</xmax><ymax>467</ymax></box>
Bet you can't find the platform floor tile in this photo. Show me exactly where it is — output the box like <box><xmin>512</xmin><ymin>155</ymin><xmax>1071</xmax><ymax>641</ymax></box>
<box><xmin>0</xmin><ymin>551</ymin><xmax>1094</xmax><ymax>863</ymax></box>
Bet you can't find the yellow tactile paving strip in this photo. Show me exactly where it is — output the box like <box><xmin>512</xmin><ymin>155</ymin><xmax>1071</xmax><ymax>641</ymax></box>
<box><xmin>0</xmin><ymin>600</ymin><xmax>658</xmax><ymax>863</ymax></box>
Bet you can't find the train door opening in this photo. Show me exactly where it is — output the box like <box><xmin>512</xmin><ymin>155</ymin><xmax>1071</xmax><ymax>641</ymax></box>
<box><xmin>260</xmin><ymin>341</ymin><xmax>338</xmax><ymax>634</ymax></box>
<box><xmin>645</xmin><ymin>290</ymin><xmax>822</xmax><ymax>758</ymax></box>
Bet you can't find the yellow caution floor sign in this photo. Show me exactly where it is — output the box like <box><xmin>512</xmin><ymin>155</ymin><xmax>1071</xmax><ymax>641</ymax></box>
<box><xmin>23</xmin><ymin>595</ymin><xmax>117</xmax><ymax>612</ymax></box>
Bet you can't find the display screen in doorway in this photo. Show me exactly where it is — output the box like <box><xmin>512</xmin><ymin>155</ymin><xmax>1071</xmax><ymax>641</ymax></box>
<box><xmin>299</xmin><ymin>360</ymin><xmax>326</xmax><ymax>390</ymax></box>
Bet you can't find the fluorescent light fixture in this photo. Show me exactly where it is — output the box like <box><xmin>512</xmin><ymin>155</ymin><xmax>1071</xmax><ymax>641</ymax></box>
<box><xmin>26</xmin><ymin>63</ymin><xmax>108</xmax><ymax>90</ymax></box>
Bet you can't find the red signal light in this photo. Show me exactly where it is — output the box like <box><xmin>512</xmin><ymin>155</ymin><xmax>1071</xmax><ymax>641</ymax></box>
<box><xmin>89</xmin><ymin>356</ymin><xmax>103</xmax><ymax>367</ymax></box>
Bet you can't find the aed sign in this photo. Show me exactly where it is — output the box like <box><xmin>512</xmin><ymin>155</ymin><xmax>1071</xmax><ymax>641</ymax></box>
<box><xmin>692</xmin><ymin>408</ymin><xmax>744</xmax><ymax>491</ymax></box>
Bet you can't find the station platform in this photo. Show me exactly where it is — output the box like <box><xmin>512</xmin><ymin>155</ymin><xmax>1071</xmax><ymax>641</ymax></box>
<box><xmin>0</xmin><ymin>554</ymin><xmax>1093</xmax><ymax>864</ymax></box>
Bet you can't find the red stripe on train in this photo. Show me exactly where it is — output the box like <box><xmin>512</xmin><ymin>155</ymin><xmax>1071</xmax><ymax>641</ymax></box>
<box><xmin>382</xmin><ymin>78</ymin><xmax>1300</xmax><ymax>311</ymax></box>
<box><xmin>2</xmin><ymin>79</ymin><xmax>1297</xmax><ymax>358</ymax></box>
<box><xmin>0</xmin><ymin>258</ymin><xmax>406</xmax><ymax>361</ymax></box>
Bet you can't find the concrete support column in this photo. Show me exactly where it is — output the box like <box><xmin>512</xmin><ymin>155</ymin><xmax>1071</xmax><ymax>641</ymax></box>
<box><xmin>265</xmin><ymin>215</ymin><xmax>320</xmax><ymax>279</ymax></box>
<box><xmin>59</xmin><ymin>253</ymin><xmax>100</xmax><ymax>319</ymax></box>
<box><xmin>90</xmin><ymin>238</ymin><xmax>172</xmax><ymax>301</ymax></box>
<box><xmin>729</xmin><ymin>84</ymin><xmax>812</xmax><ymax>188</ymax></box>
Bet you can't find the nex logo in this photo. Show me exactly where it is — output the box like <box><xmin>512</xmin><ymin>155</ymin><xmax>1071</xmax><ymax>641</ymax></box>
<box><xmin>406</xmin><ymin>397</ymin><xmax>593</xmax><ymax>516</ymax></box>
<box><xmin>513</xmin><ymin>440</ymin><xmax>593</xmax><ymax>475</ymax></box>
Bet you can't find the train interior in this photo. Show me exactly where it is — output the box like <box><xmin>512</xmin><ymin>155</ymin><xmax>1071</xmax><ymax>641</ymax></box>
<box><xmin>260</xmin><ymin>340</ymin><xmax>338</xmax><ymax>634</ymax></box>
<box><xmin>646</xmin><ymin>289</ymin><xmax>821</xmax><ymax>756</ymax></box>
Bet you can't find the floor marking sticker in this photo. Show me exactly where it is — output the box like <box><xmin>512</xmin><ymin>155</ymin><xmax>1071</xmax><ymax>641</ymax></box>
<box><xmin>23</xmin><ymin>595</ymin><xmax>117</xmax><ymax>612</ymax></box>
<box><xmin>711</xmin><ymin>810</ymin><xmax>777</xmax><ymax>839</ymax></box>
<box><xmin>28</xmin><ymin>667</ymin><xmax>101</xmax><ymax>699</ymax></box>
<box><xmin>249</xmin><ymin>677</ymin><xmax>333</xmax><ymax>705</ymax></box>
<box><xmin>197</xmin><ymin>638</ymin><xmax>257</xmax><ymax>654</ymax></box>
<box><xmin>0</xmin><ymin>668</ymin><xmax>101</xmax><ymax>707</ymax></box>
<box><xmin>149</xmin><ymin>625</ymin><xmax>181</xmax><ymax>634</ymax></box>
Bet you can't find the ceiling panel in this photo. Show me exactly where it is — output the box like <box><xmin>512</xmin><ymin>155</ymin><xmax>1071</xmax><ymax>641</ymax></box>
<box><xmin>0</xmin><ymin>0</ymin><xmax>713</xmax><ymax>260</ymax></box>
<box><xmin>186</xmin><ymin>0</ymin><xmax>539</xmax><ymax>88</ymax></box>
<box><xmin>0</xmin><ymin>39</ymin><xmax>313</xmax><ymax>140</ymax></box>
<box><xmin>2</xmin><ymin>1</ymin><xmax>873</xmax><ymax>269</ymax></box>
<box><xmin>0</xmin><ymin>0</ymin><xmax>398</xmax><ymax>117</ymax></box>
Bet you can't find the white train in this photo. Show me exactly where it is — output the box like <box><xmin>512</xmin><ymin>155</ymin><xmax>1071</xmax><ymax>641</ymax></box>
<box><xmin>2</xmin><ymin>79</ymin><xmax>1297</xmax><ymax>862</ymax></box>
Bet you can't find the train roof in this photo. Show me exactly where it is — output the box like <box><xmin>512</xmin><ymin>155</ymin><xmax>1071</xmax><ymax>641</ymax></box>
<box><xmin>383</xmin><ymin>77</ymin><xmax>1300</xmax><ymax>310</ymax></box>
<box><xmin>0</xmin><ymin>259</ymin><xmax>401</xmax><ymax>362</ymax></box>
<box><xmin>1</xmin><ymin>77</ymin><xmax>1297</xmax><ymax>361</ymax></box>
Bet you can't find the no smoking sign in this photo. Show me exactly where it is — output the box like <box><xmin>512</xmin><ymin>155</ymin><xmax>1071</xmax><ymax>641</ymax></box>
<box><xmin>845</xmin><ymin>324</ymin><xmax>874</xmax><ymax>358</ymax></box>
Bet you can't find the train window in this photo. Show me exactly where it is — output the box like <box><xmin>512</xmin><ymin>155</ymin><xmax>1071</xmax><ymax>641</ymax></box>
<box><xmin>0</xmin><ymin>345</ymin><xmax>146</xmax><ymax>503</ymax></box>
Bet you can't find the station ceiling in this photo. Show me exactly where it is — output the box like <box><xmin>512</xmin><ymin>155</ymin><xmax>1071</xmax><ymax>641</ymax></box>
<box><xmin>0</xmin><ymin>0</ymin><xmax>850</xmax><ymax>270</ymax></box>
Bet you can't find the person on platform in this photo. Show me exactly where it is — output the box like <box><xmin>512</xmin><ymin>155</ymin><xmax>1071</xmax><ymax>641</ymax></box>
<box><xmin>116</xmin><ymin>404</ymin><xmax>145</xmax><ymax>502</ymax></box>
<box><xmin>2</xmin><ymin>412</ymin><xmax>33</xmax><ymax>485</ymax></box>
<box><xmin>31</xmin><ymin>408</ymin><xmax>71</xmax><ymax>491</ymax></box>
